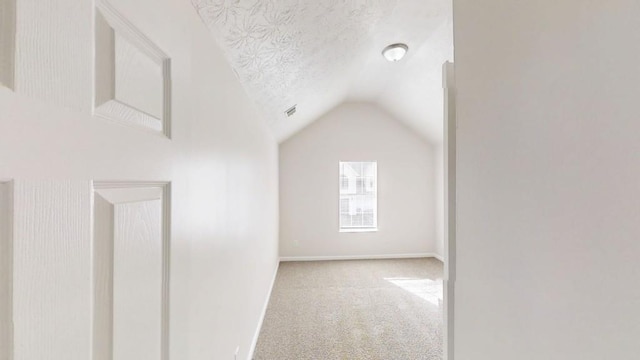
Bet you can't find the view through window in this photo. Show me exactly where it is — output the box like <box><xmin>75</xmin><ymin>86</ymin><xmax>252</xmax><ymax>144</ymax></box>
<box><xmin>339</xmin><ymin>161</ymin><xmax>377</xmax><ymax>230</ymax></box>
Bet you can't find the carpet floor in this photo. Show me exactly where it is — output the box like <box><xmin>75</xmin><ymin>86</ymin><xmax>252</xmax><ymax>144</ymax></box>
<box><xmin>253</xmin><ymin>258</ymin><xmax>444</xmax><ymax>360</ymax></box>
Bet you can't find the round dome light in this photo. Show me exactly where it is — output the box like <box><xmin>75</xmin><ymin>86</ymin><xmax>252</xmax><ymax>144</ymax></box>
<box><xmin>382</xmin><ymin>43</ymin><xmax>408</xmax><ymax>62</ymax></box>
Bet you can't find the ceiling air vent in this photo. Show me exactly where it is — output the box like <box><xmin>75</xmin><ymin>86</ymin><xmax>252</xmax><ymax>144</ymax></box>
<box><xmin>285</xmin><ymin>105</ymin><xmax>297</xmax><ymax>117</ymax></box>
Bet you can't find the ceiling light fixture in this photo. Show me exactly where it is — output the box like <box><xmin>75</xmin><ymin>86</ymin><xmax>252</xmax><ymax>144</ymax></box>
<box><xmin>382</xmin><ymin>43</ymin><xmax>408</xmax><ymax>62</ymax></box>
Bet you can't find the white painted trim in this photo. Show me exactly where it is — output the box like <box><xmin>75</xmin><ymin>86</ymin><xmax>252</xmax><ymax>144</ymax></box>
<box><xmin>91</xmin><ymin>181</ymin><xmax>171</xmax><ymax>360</ymax></box>
<box><xmin>0</xmin><ymin>0</ymin><xmax>16</xmax><ymax>90</ymax></box>
<box><xmin>94</xmin><ymin>0</ymin><xmax>172</xmax><ymax>138</ymax></box>
<box><xmin>432</xmin><ymin>253</ymin><xmax>444</xmax><ymax>262</ymax></box>
<box><xmin>0</xmin><ymin>180</ymin><xmax>13</xmax><ymax>360</ymax></box>
<box><xmin>279</xmin><ymin>253</ymin><xmax>441</xmax><ymax>262</ymax></box>
<box><xmin>443</xmin><ymin>60</ymin><xmax>456</xmax><ymax>360</ymax></box>
<box><xmin>247</xmin><ymin>261</ymin><xmax>280</xmax><ymax>360</ymax></box>
<box><xmin>339</xmin><ymin>228</ymin><xmax>378</xmax><ymax>233</ymax></box>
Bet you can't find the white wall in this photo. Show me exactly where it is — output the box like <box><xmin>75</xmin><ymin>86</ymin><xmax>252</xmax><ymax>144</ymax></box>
<box><xmin>0</xmin><ymin>0</ymin><xmax>278</xmax><ymax>359</ymax></box>
<box><xmin>279</xmin><ymin>102</ymin><xmax>437</xmax><ymax>259</ymax></box>
<box><xmin>454</xmin><ymin>1</ymin><xmax>640</xmax><ymax>359</ymax></box>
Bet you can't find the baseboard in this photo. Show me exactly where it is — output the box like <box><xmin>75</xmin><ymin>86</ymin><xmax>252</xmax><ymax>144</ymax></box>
<box><xmin>433</xmin><ymin>253</ymin><xmax>444</xmax><ymax>262</ymax></box>
<box><xmin>279</xmin><ymin>253</ymin><xmax>442</xmax><ymax>262</ymax></box>
<box><xmin>247</xmin><ymin>261</ymin><xmax>280</xmax><ymax>360</ymax></box>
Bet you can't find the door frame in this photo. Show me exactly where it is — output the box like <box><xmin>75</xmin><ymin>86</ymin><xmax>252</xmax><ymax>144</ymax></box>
<box><xmin>443</xmin><ymin>61</ymin><xmax>456</xmax><ymax>360</ymax></box>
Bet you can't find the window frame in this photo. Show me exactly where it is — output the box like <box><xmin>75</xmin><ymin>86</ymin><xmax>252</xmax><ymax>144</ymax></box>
<box><xmin>338</xmin><ymin>161</ymin><xmax>378</xmax><ymax>232</ymax></box>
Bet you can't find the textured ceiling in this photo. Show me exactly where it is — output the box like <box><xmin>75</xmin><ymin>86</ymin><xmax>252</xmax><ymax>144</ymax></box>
<box><xmin>192</xmin><ymin>0</ymin><xmax>453</xmax><ymax>144</ymax></box>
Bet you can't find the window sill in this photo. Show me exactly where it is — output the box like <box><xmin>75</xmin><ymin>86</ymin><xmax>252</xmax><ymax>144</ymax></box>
<box><xmin>339</xmin><ymin>228</ymin><xmax>378</xmax><ymax>233</ymax></box>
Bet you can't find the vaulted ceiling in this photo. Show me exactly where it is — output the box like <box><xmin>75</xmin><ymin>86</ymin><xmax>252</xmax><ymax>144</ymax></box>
<box><xmin>192</xmin><ymin>0</ymin><xmax>453</xmax><ymax>144</ymax></box>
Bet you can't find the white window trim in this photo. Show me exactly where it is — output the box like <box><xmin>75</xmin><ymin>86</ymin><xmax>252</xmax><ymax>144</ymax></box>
<box><xmin>339</xmin><ymin>227</ymin><xmax>379</xmax><ymax>233</ymax></box>
<box><xmin>338</xmin><ymin>161</ymin><xmax>378</xmax><ymax>231</ymax></box>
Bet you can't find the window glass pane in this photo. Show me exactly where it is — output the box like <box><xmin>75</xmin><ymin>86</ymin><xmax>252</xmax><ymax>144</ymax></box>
<box><xmin>339</xmin><ymin>161</ymin><xmax>377</xmax><ymax>229</ymax></box>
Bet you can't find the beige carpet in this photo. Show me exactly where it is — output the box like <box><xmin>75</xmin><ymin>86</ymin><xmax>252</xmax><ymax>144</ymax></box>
<box><xmin>254</xmin><ymin>258</ymin><xmax>444</xmax><ymax>360</ymax></box>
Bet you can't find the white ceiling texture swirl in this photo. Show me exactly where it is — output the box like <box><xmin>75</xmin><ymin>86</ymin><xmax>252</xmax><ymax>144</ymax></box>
<box><xmin>192</xmin><ymin>0</ymin><xmax>453</xmax><ymax>144</ymax></box>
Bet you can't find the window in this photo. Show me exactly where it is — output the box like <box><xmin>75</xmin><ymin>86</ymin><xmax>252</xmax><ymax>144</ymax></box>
<box><xmin>339</xmin><ymin>161</ymin><xmax>377</xmax><ymax>231</ymax></box>
<box><xmin>340</xmin><ymin>198</ymin><xmax>350</xmax><ymax>213</ymax></box>
<box><xmin>340</xmin><ymin>174</ymin><xmax>349</xmax><ymax>190</ymax></box>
